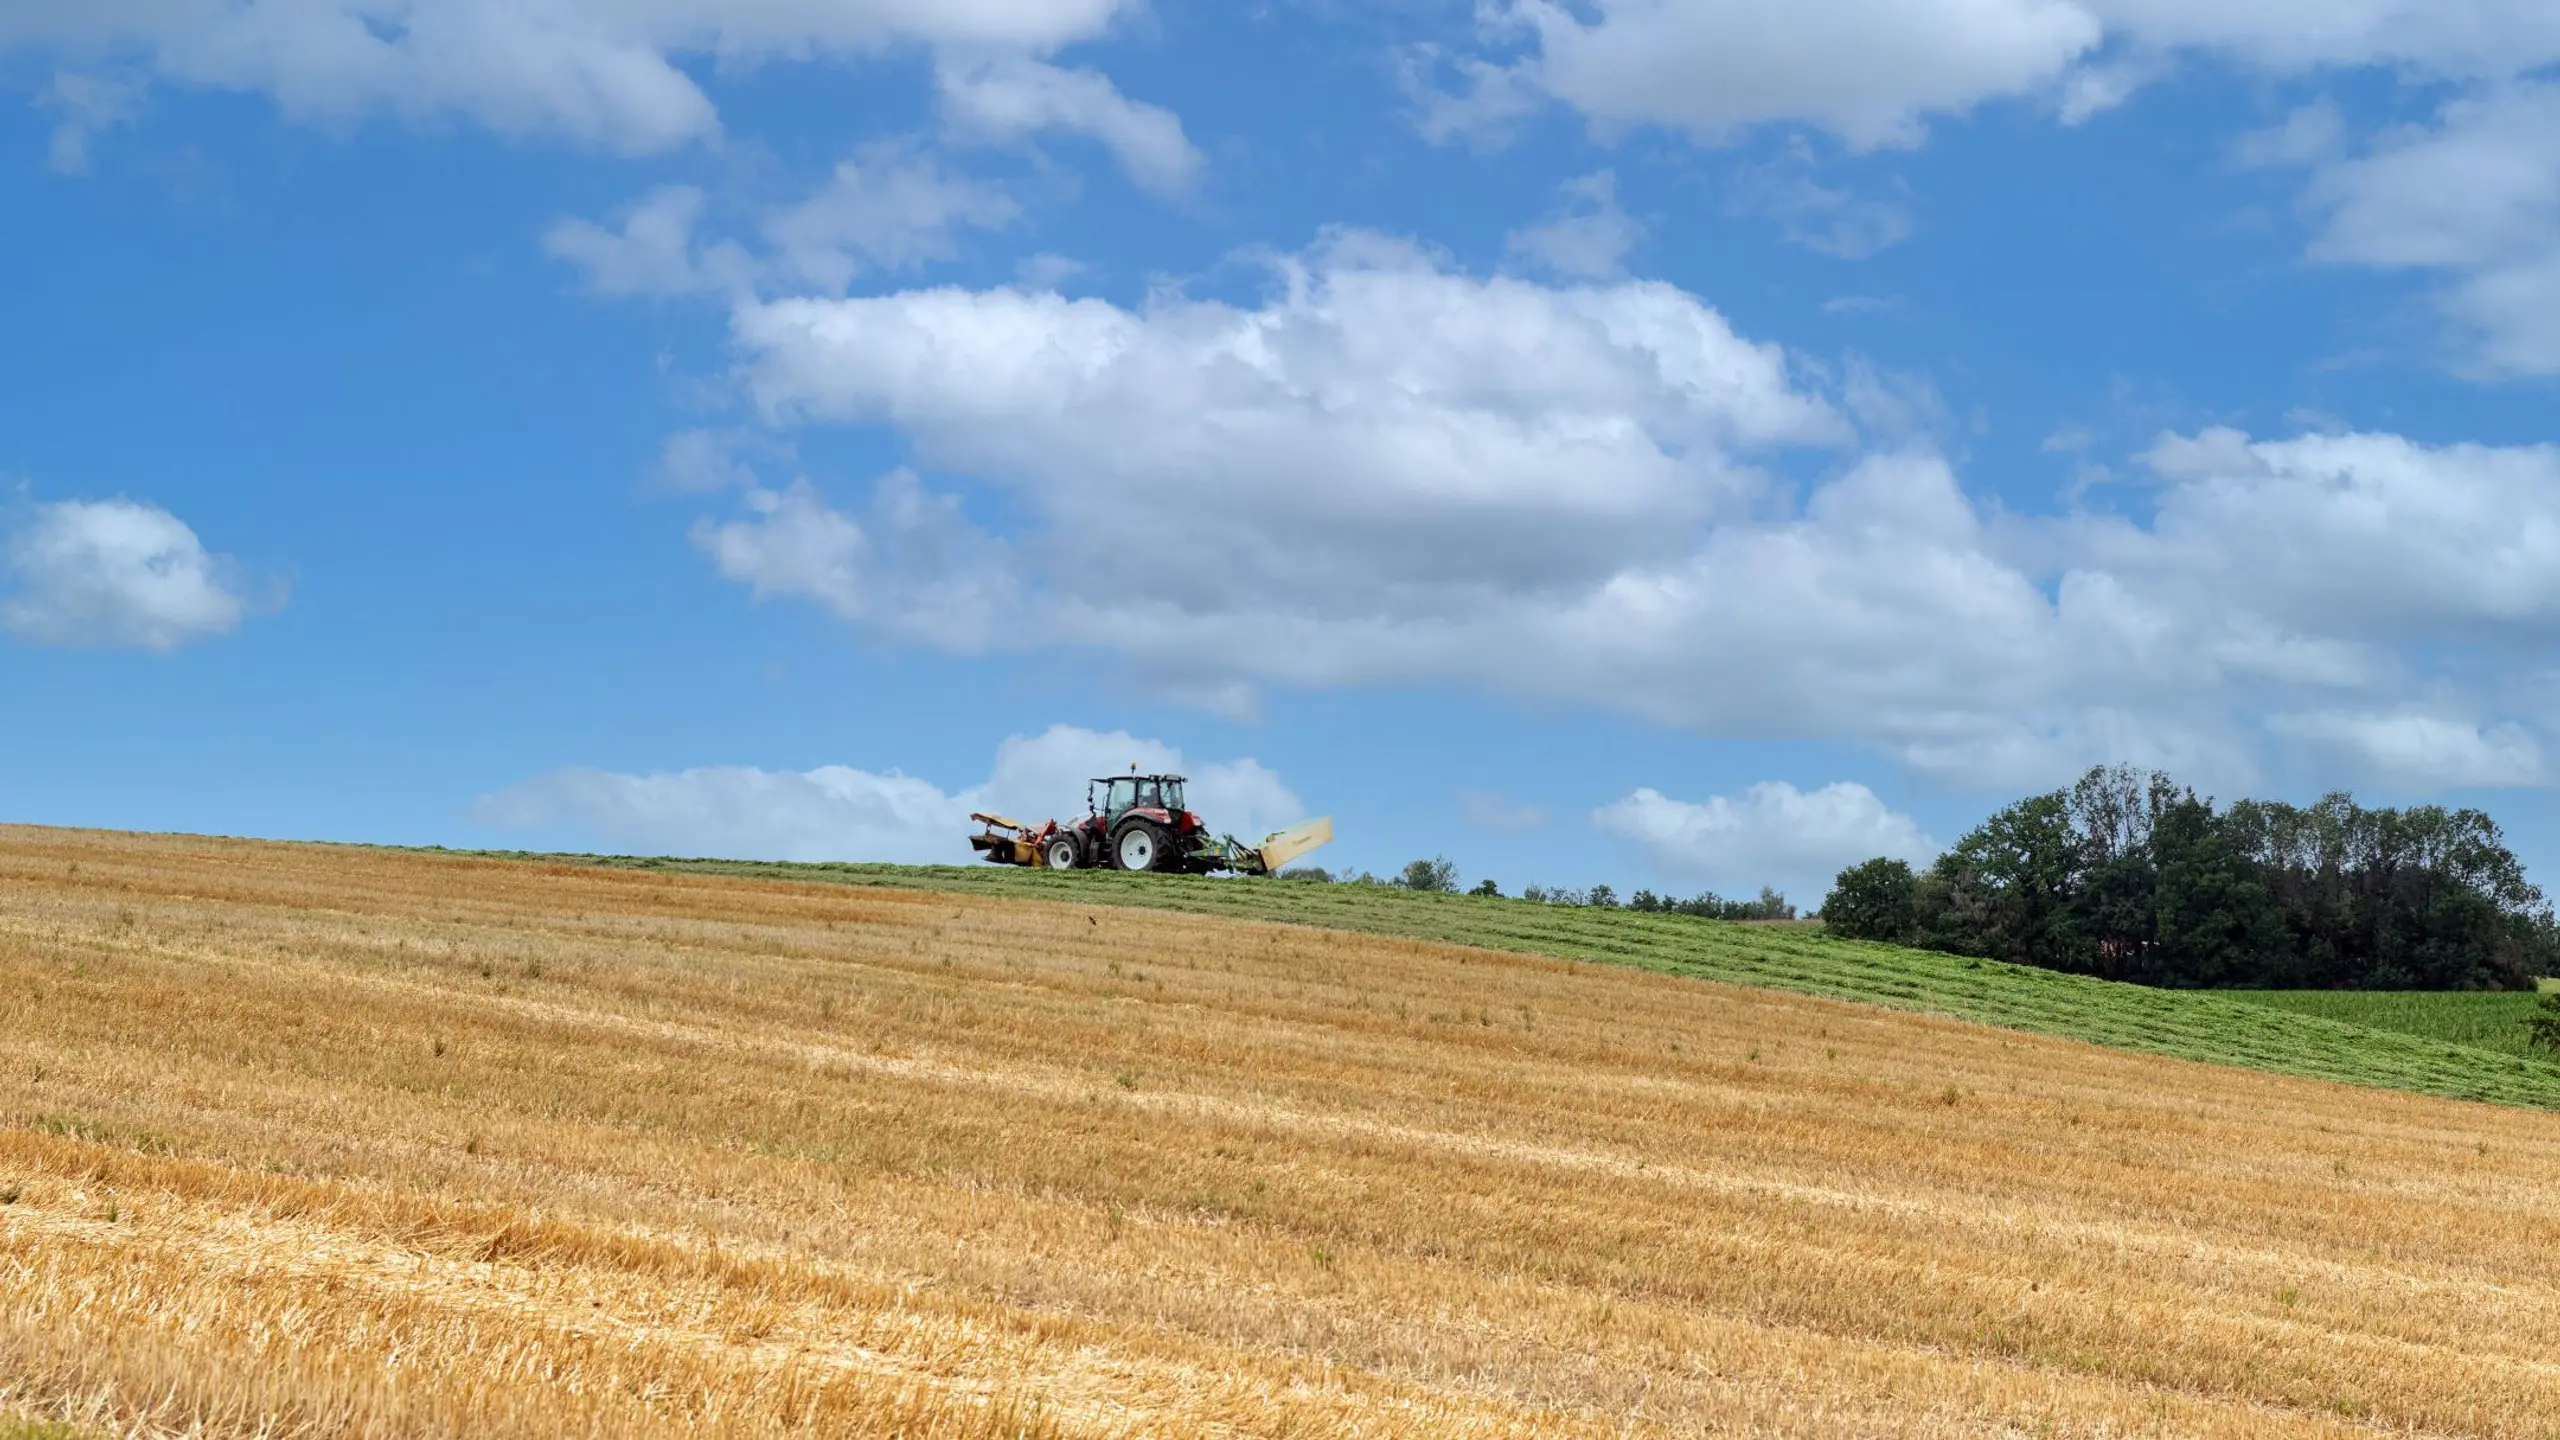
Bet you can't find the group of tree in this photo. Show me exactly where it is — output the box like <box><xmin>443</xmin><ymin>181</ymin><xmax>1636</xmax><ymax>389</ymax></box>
<box><xmin>1285</xmin><ymin>857</ymin><xmax>1798</xmax><ymax>918</ymax></box>
<box><xmin>1622</xmin><ymin>886</ymin><xmax>1797</xmax><ymax>920</ymax></box>
<box><xmin>1823</xmin><ymin>765</ymin><xmax>2560</xmax><ymax>990</ymax></box>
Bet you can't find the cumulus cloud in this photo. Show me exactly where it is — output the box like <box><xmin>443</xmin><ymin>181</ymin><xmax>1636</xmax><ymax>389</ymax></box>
<box><xmin>935</xmin><ymin>54</ymin><xmax>1203</xmax><ymax>194</ymax></box>
<box><xmin>1593</xmin><ymin>782</ymin><xmax>1938</xmax><ymax>900</ymax></box>
<box><xmin>474</xmin><ymin>724</ymin><xmax>1304</xmax><ymax>863</ymax></box>
<box><xmin>2265</xmin><ymin>711</ymin><xmax>2545</xmax><ymax>790</ymax></box>
<box><xmin>2298</xmin><ymin>81</ymin><xmax>2560</xmax><ymax>374</ymax></box>
<box><xmin>1432</xmin><ymin>0</ymin><xmax>2560</xmax><ymax>150</ymax></box>
<box><xmin>0</xmin><ymin>0</ymin><xmax>1135</xmax><ymax>155</ymax></box>
<box><xmin>696</xmin><ymin>234</ymin><xmax>2560</xmax><ymax>792</ymax></box>
<box><xmin>2104</xmin><ymin>427</ymin><xmax>2560</xmax><ymax>643</ymax></box>
<box><xmin>2</xmin><ymin>498</ymin><xmax>251</xmax><ymax>651</ymax></box>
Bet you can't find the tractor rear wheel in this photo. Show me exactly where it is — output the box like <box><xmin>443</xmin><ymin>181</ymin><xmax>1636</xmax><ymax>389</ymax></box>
<box><xmin>1114</xmin><ymin>821</ymin><xmax>1169</xmax><ymax>873</ymax></box>
<box><xmin>1045</xmin><ymin>835</ymin><xmax>1081</xmax><ymax>870</ymax></box>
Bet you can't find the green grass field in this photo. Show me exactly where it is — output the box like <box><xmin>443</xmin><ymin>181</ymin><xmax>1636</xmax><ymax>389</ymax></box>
<box><xmin>2226</xmin><ymin>989</ymin><xmax>2551</xmax><ymax>1059</ymax></box>
<box><xmin>435</xmin><ymin>850</ymin><xmax>2560</xmax><ymax>1112</ymax></box>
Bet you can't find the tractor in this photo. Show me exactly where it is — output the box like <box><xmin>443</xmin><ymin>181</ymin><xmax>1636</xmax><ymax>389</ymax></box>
<box><xmin>968</xmin><ymin>770</ymin><xmax>1332</xmax><ymax>875</ymax></box>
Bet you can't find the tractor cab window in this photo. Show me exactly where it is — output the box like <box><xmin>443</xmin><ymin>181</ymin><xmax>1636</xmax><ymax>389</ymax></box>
<box><xmin>1161</xmin><ymin>779</ymin><xmax>1186</xmax><ymax>814</ymax></box>
<box><xmin>1103</xmin><ymin>778</ymin><xmax>1140</xmax><ymax>815</ymax></box>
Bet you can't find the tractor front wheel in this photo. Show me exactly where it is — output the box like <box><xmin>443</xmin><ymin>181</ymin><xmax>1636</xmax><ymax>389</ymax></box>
<box><xmin>1045</xmin><ymin>835</ymin><xmax>1081</xmax><ymax>870</ymax></box>
<box><xmin>1114</xmin><ymin>822</ymin><xmax>1169</xmax><ymax>873</ymax></box>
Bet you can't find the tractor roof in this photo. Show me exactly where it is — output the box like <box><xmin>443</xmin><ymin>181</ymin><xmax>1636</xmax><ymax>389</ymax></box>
<box><xmin>1093</xmin><ymin>772</ymin><xmax>1187</xmax><ymax>783</ymax></box>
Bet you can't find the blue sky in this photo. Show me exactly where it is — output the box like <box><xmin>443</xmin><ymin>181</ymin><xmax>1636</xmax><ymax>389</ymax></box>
<box><xmin>5</xmin><ymin>2</ymin><xmax>2559</xmax><ymax>902</ymax></box>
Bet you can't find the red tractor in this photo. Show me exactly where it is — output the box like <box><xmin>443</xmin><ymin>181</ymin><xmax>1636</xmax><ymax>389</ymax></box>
<box><xmin>969</xmin><ymin>771</ymin><xmax>1331</xmax><ymax>875</ymax></box>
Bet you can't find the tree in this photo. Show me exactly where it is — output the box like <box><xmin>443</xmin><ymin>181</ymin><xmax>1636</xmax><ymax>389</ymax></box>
<box><xmin>1398</xmin><ymin>856</ymin><xmax>1459</xmax><ymax>893</ymax></box>
<box><xmin>1936</xmin><ymin>791</ymin><xmax>2089</xmax><ymax>971</ymax></box>
<box><xmin>1876</xmin><ymin>770</ymin><xmax>2549</xmax><ymax>991</ymax></box>
<box><xmin>1470</xmin><ymin>878</ymin><xmax>1501</xmax><ymax>897</ymax></box>
<box><xmin>1824</xmin><ymin>858</ymin><xmax>1917</xmax><ymax>941</ymax></box>
<box><xmin>1747</xmin><ymin>886</ymin><xmax>1798</xmax><ymax>921</ymax></box>
<box><xmin>2148</xmin><ymin>796</ymin><xmax>2283</xmax><ymax>988</ymax></box>
<box><xmin>1587</xmin><ymin>884</ymin><xmax>1618</xmax><ymax>908</ymax></box>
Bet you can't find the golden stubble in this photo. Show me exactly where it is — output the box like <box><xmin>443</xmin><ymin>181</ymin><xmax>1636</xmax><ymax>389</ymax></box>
<box><xmin>2</xmin><ymin>826</ymin><xmax>2558</xmax><ymax>1438</ymax></box>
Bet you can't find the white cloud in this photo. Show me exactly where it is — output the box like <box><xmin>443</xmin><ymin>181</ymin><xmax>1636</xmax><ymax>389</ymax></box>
<box><xmin>0</xmin><ymin>0</ymin><xmax>1136</xmax><ymax>156</ymax></box>
<box><xmin>549</xmin><ymin>151</ymin><xmax>1015</xmax><ymax>302</ymax></box>
<box><xmin>658</xmin><ymin>428</ymin><xmax>784</xmax><ymax>492</ymax></box>
<box><xmin>2054</xmin><ymin>53</ymin><xmax>2169</xmax><ymax>125</ymax></box>
<box><xmin>543</xmin><ymin>185</ymin><xmax>747</xmax><ymax>297</ymax></box>
<box><xmin>936</xmin><ymin>54</ymin><xmax>1202</xmax><ymax>194</ymax></box>
<box><xmin>2086</xmin><ymin>0</ymin><xmax>2560</xmax><ymax>77</ymax></box>
<box><xmin>474</xmin><ymin>724</ymin><xmax>1304</xmax><ymax>863</ymax></box>
<box><xmin>699</xmin><ymin>235</ymin><xmax>2560</xmax><ymax>793</ymax></box>
<box><xmin>38</xmin><ymin>71</ymin><xmax>142</xmax><ymax>174</ymax></box>
<box><xmin>725</xmin><ymin>231</ymin><xmax>1852</xmax><ymax>688</ymax></box>
<box><xmin>1459</xmin><ymin>790</ymin><xmax>1550</xmax><ymax>833</ymax></box>
<box><xmin>691</xmin><ymin>471</ymin><xmax>1017</xmax><ymax>653</ymax></box>
<box><xmin>1458</xmin><ymin>0</ymin><xmax>2105</xmax><ymax>150</ymax></box>
<box><xmin>2299</xmin><ymin>80</ymin><xmax>2560</xmax><ymax>374</ymax></box>
<box><xmin>2231</xmin><ymin>100</ymin><xmax>2344</xmax><ymax>169</ymax></box>
<box><xmin>1506</xmin><ymin>170</ymin><xmax>1644</xmax><ymax>278</ymax></box>
<box><xmin>2265</xmin><ymin>711</ymin><xmax>2545</xmax><ymax>789</ymax></box>
<box><xmin>1593</xmin><ymin>782</ymin><xmax>1939</xmax><ymax>900</ymax></box>
<box><xmin>2107</xmin><ymin>427</ymin><xmax>2560</xmax><ymax>642</ymax></box>
<box><xmin>1434</xmin><ymin>1</ymin><xmax>2560</xmax><ymax>151</ymax></box>
<box><xmin>1727</xmin><ymin>145</ymin><xmax>1914</xmax><ymax>258</ymax></box>
<box><xmin>762</xmin><ymin>145</ymin><xmax>1019</xmax><ymax>294</ymax></box>
<box><xmin>1014</xmin><ymin>253</ymin><xmax>1089</xmax><ymax>291</ymax></box>
<box><xmin>2</xmin><ymin>498</ymin><xmax>251</xmax><ymax>651</ymax></box>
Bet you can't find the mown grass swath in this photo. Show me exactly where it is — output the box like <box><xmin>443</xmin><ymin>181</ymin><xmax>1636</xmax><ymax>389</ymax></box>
<box><xmin>11</xmin><ymin>825</ymin><xmax>2560</xmax><ymax>1437</ymax></box>
<box><xmin>2225</xmin><ymin>989</ymin><xmax>2552</xmax><ymax>1060</ymax></box>
<box><xmin>492</xmin><ymin>851</ymin><xmax>2560</xmax><ymax>1109</ymax></box>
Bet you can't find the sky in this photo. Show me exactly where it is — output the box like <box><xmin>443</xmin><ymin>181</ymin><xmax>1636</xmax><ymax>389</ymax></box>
<box><xmin>4</xmin><ymin>1</ymin><xmax>2559</xmax><ymax>904</ymax></box>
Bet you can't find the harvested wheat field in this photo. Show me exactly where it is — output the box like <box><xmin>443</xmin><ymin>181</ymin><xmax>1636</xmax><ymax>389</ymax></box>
<box><xmin>5</xmin><ymin>828</ymin><xmax>2560</xmax><ymax>1438</ymax></box>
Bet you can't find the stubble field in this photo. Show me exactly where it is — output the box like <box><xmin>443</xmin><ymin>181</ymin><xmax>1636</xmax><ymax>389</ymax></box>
<box><xmin>4</xmin><ymin>826</ymin><xmax>2560</xmax><ymax>1438</ymax></box>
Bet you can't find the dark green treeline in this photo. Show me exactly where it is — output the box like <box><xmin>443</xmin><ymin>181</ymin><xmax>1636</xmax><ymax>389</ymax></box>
<box><xmin>1824</xmin><ymin>766</ymin><xmax>2559</xmax><ymax>991</ymax></box>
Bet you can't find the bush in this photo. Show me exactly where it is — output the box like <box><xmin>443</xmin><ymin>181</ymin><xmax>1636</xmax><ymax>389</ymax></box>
<box><xmin>2529</xmin><ymin>994</ymin><xmax>2560</xmax><ymax>1055</ymax></box>
<box><xmin>1470</xmin><ymin>878</ymin><xmax>1501</xmax><ymax>897</ymax></box>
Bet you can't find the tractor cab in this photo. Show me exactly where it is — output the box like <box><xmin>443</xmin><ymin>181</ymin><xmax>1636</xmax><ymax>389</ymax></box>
<box><xmin>1092</xmin><ymin>773</ymin><xmax>1189</xmax><ymax>825</ymax></box>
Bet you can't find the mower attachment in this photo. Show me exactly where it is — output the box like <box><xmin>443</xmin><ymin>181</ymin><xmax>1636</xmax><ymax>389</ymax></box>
<box><xmin>967</xmin><ymin>812</ymin><xmax>1048</xmax><ymax>867</ymax></box>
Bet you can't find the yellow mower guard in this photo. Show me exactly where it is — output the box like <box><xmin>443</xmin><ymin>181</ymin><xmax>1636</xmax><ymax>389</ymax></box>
<box><xmin>1252</xmin><ymin>817</ymin><xmax>1333</xmax><ymax>874</ymax></box>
